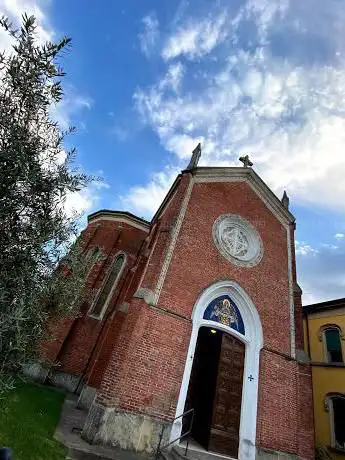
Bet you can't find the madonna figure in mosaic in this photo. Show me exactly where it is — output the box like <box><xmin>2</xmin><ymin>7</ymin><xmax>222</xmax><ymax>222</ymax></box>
<box><xmin>210</xmin><ymin>298</ymin><xmax>239</xmax><ymax>328</ymax></box>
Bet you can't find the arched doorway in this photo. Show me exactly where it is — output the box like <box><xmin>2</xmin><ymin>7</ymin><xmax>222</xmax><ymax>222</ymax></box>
<box><xmin>171</xmin><ymin>280</ymin><xmax>263</xmax><ymax>460</ymax></box>
<box><xmin>185</xmin><ymin>326</ymin><xmax>245</xmax><ymax>457</ymax></box>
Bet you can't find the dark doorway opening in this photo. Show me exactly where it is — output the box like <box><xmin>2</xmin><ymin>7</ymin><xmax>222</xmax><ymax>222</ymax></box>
<box><xmin>333</xmin><ymin>397</ymin><xmax>345</xmax><ymax>449</ymax></box>
<box><xmin>184</xmin><ymin>327</ymin><xmax>222</xmax><ymax>449</ymax></box>
<box><xmin>184</xmin><ymin>327</ymin><xmax>245</xmax><ymax>458</ymax></box>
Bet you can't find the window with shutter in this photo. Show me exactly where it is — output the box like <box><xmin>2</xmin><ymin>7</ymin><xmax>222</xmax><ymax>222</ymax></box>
<box><xmin>324</xmin><ymin>328</ymin><xmax>343</xmax><ymax>363</ymax></box>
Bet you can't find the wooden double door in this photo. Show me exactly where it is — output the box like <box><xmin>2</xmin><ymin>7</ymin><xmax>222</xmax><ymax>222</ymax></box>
<box><xmin>185</xmin><ymin>327</ymin><xmax>245</xmax><ymax>458</ymax></box>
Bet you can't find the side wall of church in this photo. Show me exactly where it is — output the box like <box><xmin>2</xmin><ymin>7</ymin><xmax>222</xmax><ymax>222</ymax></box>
<box><xmin>82</xmin><ymin>174</ymin><xmax>195</xmax><ymax>450</ymax></box>
<box><xmin>39</xmin><ymin>218</ymin><xmax>147</xmax><ymax>390</ymax></box>
<box><xmin>87</xmin><ymin>174</ymin><xmax>192</xmax><ymax>407</ymax></box>
<box><xmin>138</xmin><ymin>174</ymin><xmax>190</xmax><ymax>296</ymax></box>
<box><xmin>82</xmin><ymin>296</ymin><xmax>193</xmax><ymax>451</ymax></box>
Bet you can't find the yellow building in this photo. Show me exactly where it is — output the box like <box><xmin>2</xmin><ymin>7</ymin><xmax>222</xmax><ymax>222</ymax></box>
<box><xmin>304</xmin><ymin>298</ymin><xmax>345</xmax><ymax>459</ymax></box>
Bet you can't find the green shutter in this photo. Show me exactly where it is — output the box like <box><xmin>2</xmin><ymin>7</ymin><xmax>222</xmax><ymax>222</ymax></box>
<box><xmin>326</xmin><ymin>329</ymin><xmax>341</xmax><ymax>352</ymax></box>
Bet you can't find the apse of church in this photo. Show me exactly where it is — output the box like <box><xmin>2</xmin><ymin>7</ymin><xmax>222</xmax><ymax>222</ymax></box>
<box><xmin>38</xmin><ymin>148</ymin><xmax>314</xmax><ymax>460</ymax></box>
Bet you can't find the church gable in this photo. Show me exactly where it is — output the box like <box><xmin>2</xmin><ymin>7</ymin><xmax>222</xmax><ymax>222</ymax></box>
<box><xmin>158</xmin><ymin>177</ymin><xmax>293</xmax><ymax>356</ymax></box>
<box><xmin>193</xmin><ymin>167</ymin><xmax>294</xmax><ymax>227</ymax></box>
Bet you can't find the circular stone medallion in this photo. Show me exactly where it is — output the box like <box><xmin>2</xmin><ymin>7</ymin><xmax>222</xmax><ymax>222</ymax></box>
<box><xmin>212</xmin><ymin>214</ymin><xmax>263</xmax><ymax>267</ymax></box>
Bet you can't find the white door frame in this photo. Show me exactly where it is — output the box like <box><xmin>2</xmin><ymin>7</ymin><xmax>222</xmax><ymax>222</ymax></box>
<box><xmin>170</xmin><ymin>280</ymin><xmax>263</xmax><ymax>460</ymax></box>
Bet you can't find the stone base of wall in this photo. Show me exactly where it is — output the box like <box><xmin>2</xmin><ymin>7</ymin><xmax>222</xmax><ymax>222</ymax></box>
<box><xmin>22</xmin><ymin>362</ymin><xmax>49</xmax><ymax>383</ymax></box>
<box><xmin>23</xmin><ymin>362</ymin><xmax>81</xmax><ymax>393</ymax></box>
<box><xmin>48</xmin><ymin>370</ymin><xmax>81</xmax><ymax>393</ymax></box>
<box><xmin>77</xmin><ymin>385</ymin><xmax>97</xmax><ymax>410</ymax></box>
<box><xmin>82</xmin><ymin>403</ymin><xmax>170</xmax><ymax>453</ymax></box>
<box><xmin>256</xmin><ymin>447</ymin><xmax>299</xmax><ymax>459</ymax></box>
<box><xmin>23</xmin><ymin>363</ymin><xmax>82</xmax><ymax>394</ymax></box>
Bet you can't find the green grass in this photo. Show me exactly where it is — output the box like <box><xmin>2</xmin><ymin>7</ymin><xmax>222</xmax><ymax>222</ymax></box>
<box><xmin>0</xmin><ymin>380</ymin><xmax>67</xmax><ymax>460</ymax></box>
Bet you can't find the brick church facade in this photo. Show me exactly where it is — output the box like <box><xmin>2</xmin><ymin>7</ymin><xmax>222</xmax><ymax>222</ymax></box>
<box><xmin>38</xmin><ymin>149</ymin><xmax>314</xmax><ymax>460</ymax></box>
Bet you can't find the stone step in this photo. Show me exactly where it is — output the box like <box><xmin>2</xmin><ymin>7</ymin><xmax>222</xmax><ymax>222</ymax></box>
<box><xmin>171</xmin><ymin>445</ymin><xmax>189</xmax><ymax>460</ymax></box>
<box><xmin>66</xmin><ymin>447</ymin><xmax>113</xmax><ymax>460</ymax></box>
<box><xmin>66</xmin><ymin>448</ymin><xmax>103</xmax><ymax>459</ymax></box>
<box><xmin>173</xmin><ymin>442</ymin><xmax>236</xmax><ymax>460</ymax></box>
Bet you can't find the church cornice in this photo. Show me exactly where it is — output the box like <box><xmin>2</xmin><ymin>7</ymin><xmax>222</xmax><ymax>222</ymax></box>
<box><xmin>151</xmin><ymin>174</ymin><xmax>182</xmax><ymax>222</ymax></box>
<box><xmin>88</xmin><ymin>210</ymin><xmax>150</xmax><ymax>233</ymax></box>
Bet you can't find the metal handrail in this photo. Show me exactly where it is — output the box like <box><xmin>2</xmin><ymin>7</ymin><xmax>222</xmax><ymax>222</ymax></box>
<box><xmin>155</xmin><ymin>408</ymin><xmax>194</xmax><ymax>460</ymax></box>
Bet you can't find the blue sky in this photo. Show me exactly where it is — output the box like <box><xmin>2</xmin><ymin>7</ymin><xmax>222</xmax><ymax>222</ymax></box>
<box><xmin>1</xmin><ymin>0</ymin><xmax>345</xmax><ymax>304</ymax></box>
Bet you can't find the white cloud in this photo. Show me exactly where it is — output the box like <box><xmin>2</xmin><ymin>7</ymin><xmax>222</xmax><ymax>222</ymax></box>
<box><xmin>65</xmin><ymin>190</ymin><xmax>93</xmax><ymax>218</ymax></box>
<box><xmin>295</xmin><ymin>241</ymin><xmax>319</xmax><ymax>257</ymax></box>
<box><xmin>51</xmin><ymin>89</ymin><xmax>93</xmax><ymax>131</ymax></box>
<box><xmin>245</xmin><ymin>0</ymin><xmax>290</xmax><ymax>43</ymax></box>
<box><xmin>65</xmin><ymin>180</ymin><xmax>110</xmax><ymax>219</ymax></box>
<box><xmin>134</xmin><ymin>44</ymin><xmax>345</xmax><ymax>213</ymax></box>
<box><xmin>162</xmin><ymin>12</ymin><xmax>228</xmax><ymax>60</ymax></box>
<box><xmin>123</xmin><ymin>0</ymin><xmax>345</xmax><ymax>305</ymax></box>
<box><xmin>160</xmin><ymin>62</ymin><xmax>184</xmax><ymax>92</ymax></box>
<box><xmin>166</xmin><ymin>134</ymin><xmax>204</xmax><ymax>159</ymax></box>
<box><xmin>139</xmin><ymin>12</ymin><xmax>159</xmax><ymax>57</ymax></box>
<box><xmin>120</xmin><ymin>169</ymin><xmax>178</xmax><ymax>217</ymax></box>
<box><xmin>0</xmin><ymin>0</ymin><xmax>53</xmax><ymax>52</ymax></box>
<box><xmin>112</xmin><ymin>125</ymin><xmax>128</xmax><ymax>142</ymax></box>
<box><xmin>297</xmin><ymin>238</ymin><xmax>345</xmax><ymax>304</ymax></box>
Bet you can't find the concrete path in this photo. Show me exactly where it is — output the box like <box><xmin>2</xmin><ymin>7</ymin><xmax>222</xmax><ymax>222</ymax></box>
<box><xmin>55</xmin><ymin>393</ymin><xmax>151</xmax><ymax>460</ymax></box>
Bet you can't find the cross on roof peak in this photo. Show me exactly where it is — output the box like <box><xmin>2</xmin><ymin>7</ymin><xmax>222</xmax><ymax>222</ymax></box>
<box><xmin>239</xmin><ymin>155</ymin><xmax>253</xmax><ymax>168</ymax></box>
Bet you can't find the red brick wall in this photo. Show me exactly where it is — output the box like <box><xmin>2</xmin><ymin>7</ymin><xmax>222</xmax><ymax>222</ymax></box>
<box><xmin>256</xmin><ymin>352</ymin><xmax>314</xmax><ymax>458</ymax></box>
<box><xmin>257</xmin><ymin>350</ymin><xmax>299</xmax><ymax>453</ymax></box>
<box><xmin>140</xmin><ymin>174</ymin><xmax>191</xmax><ymax>292</ymax></box>
<box><xmin>294</xmin><ymin>287</ymin><xmax>304</xmax><ymax>351</ymax></box>
<box><xmin>85</xmin><ymin>310</ymin><xmax>127</xmax><ymax>388</ymax></box>
<box><xmin>40</xmin><ymin>217</ymin><xmax>147</xmax><ymax>380</ymax></box>
<box><xmin>40</xmin><ymin>316</ymin><xmax>75</xmax><ymax>364</ymax></box>
<box><xmin>96</xmin><ymin>298</ymin><xmax>192</xmax><ymax>420</ymax></box>
<box><xmin>93</xmin><ymin>176</ymin><xmax>194</xmax><ymax>414</ymax></box>
<box><xmin>297</xmin><ymin>366</ymin><xmax>315</xmax><ymax>459</ymax></box>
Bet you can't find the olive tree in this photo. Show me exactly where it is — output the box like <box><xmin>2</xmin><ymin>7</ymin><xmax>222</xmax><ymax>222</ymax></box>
<box><xmin>0</xmin><ymin>14</ymin><xmax>95</xmax><ymax>392</ymax></box>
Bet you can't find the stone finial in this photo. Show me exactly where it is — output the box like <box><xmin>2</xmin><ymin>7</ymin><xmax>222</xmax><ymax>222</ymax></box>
<box><xmin>281</xmin><ymin>190</ymin><xmax>290</xmax><ymax>210</ymax></box>
<box><xmin>186</xmin><ymin>143</ymin><xmax>201</xmax><ymax>170</ymax></box>
<box><xmin>239</xmin><ymin>154</ymin><xmax>253</xmax><ymax>168</ymax></box>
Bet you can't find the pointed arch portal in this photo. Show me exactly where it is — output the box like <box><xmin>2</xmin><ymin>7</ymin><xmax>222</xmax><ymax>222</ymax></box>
<box><xmin>170</xmin><ymin>280</ymin><xmax>263</xmax><ymax>460</ymax></box>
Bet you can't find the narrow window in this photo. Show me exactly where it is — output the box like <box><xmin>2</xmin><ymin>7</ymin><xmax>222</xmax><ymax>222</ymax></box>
<box><xmin>325</xmin><ymin>328</ymin><xmax>343</xmax><ymax>363</ymax></box>
<box><xmin>332</xmin><ymin>397</ymin><xmax>345</xmax><ymax>450</ymax></box>
<box><xmin>90</xmin><ymin>254</ymin><xmax>125</xmax><ymax>318</ymax></box>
